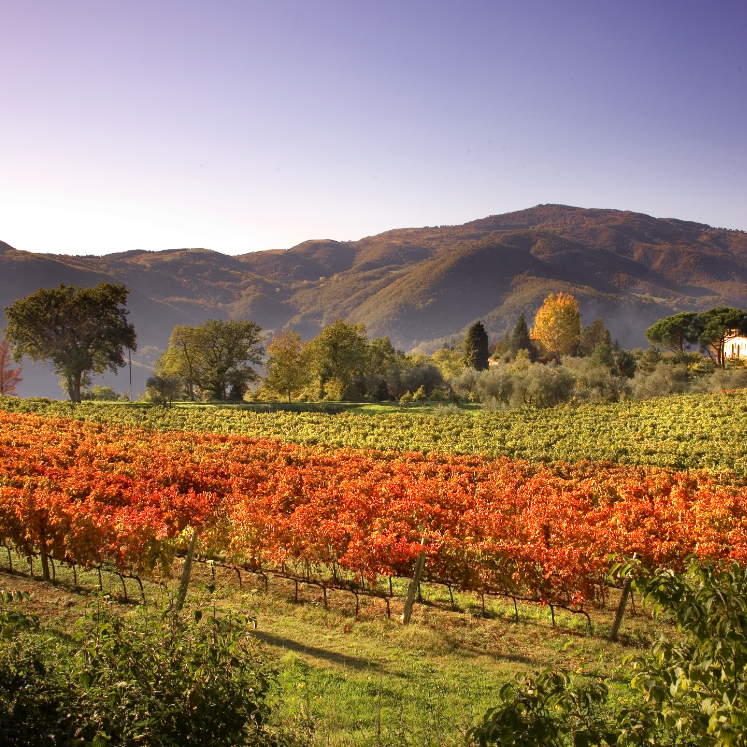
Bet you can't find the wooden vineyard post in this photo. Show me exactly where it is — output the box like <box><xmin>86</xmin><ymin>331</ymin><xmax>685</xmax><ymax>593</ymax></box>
<box><xmin>610</xmin><ymin>555</ymin><xmax>637</xmax><ymax>642</ymax></box>
<box><xmin>176</xmin><ymin>529</ymin><xmax>200</xmax><ymax>611</ymax></box>
<box><xmin>402</xmin><ymin>545</ymin><xmax>427</xmax><ymax>625</ymax></box>
<box><xmin>609</xmin><ymin>576</ymin><xmax>633</xmax><ymax>642</ymax></box>
<box><xmin>39</xmin><ymin>528</ymin><xmax>50</xmax><ymax>582</ymax></box>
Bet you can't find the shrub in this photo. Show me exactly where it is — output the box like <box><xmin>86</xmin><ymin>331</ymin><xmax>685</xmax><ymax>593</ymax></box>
<box><xmin>0</xmin><ymin>599</ymin><xmax>287</xmax><ymax>747</ymax></box>
<box><xmin>470</xmin><ymin>559</ymin><xmax>747</xmax><ymax>747</ymax></box>
<box><xmin>631</xmin><ymin>362</ymin><xmax>688</xmax><ymax>399</ymax></box>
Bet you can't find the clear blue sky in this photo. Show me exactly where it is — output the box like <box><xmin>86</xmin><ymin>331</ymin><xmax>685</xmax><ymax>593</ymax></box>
<box><xmin>1</xmin><ymin>0</ymin><xmax>745</xmax><ymax>255</ymax></box>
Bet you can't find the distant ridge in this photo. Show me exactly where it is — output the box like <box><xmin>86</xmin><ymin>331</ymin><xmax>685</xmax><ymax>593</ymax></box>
<box><xmin>2</xmin><ymin>204</ymin><xmax>746</xmax><ymax>395</ymax></box>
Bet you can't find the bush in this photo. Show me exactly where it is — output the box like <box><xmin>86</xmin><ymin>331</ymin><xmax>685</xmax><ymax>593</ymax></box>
<box><xmin>562</xmin><ymin>357</ymin><xmax>630</xmax><ymax>403</ymax></box>
<box><xmin>0</xmin><ymin>598</ymin><xmax>288</xmax><ymax>747</ymax></box>
<box><xmin>631</xmin><ymin>361</ymin><xmax>689</xmax><ymax>399</ymax></box>
<box><xmin>470</xmin><ymin>559</ymin><xmax>747</xmax><ymax>747</ymax></box>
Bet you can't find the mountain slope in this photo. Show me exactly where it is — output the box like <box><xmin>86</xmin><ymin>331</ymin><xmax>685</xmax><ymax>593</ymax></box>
<box><xmin>2</xmin><ymin>205</ymin><xmax>746</xmax><ymax>396</ymax></box>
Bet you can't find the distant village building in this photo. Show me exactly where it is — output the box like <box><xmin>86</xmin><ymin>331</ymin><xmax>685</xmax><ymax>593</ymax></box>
<box><xmin>725</xmin><ymin>336</ymin><xmax>747</xmax><ymax>360</ymax></box>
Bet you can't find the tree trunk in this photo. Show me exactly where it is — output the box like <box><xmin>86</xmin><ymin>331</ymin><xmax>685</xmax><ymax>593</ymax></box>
<box><xmin>67</xmin><ymin>373</ymin><xmax>82</xmax><ymax>403</ymax></box>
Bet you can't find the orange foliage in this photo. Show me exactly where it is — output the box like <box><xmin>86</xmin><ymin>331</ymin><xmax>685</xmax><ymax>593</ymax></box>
<box><xmin>1</xmin><ymin>411</ymin><xmax>747</xmax><ymax>610</ymax></box>
<box><xmin>0</xmin><ymin>341</ymin><xmax>22</xmax><ymax>395</ymax></box>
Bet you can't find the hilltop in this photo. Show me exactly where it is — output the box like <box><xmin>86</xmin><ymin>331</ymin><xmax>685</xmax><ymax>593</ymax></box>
<box><xmin>2</xmin><ymin>205</ymin><xmax>746</xmax><ymax>396</ymax></box>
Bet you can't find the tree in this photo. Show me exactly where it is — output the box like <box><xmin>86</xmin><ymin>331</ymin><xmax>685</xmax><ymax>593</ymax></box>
<box><xmin>531</xmin><ymin>293</ymin><xmax>581</xmax><ymax>357</ymax></box>
<box><xmin>696</xmin><ymin>306</ymin><xmax>747</xmax><ymax>368</ymax></box>
<box><xmin>507</xmin><ymin>313</ymin><xmax>537</xmax><ymax>361</ymax></box>
<box><xmin>579</xmin><ymin>317</ymin><xmax>611</xmax><ymax>356</ymax></box>
<box><xmin>0</xmin><ymin>340</ymin><xmax>22</xmax><ymax>396</ymax></box>
<box><xmin>4</xmin><ymin>283</ymin><xmax>136</xmax><ymax>402</ymax></box>
<box><xmin>360</xmin><ymin>336</ymin><xmax>404</xmax><ymax>400</ymax></box>
<box><xmin>145</xmin><ymin>374</ymin><xmax>181</xmax><ymax>405</ymax></box>
<box><xmin>307</xmin><ymin>320</ymin><xmax>369</xmax><ymax>400</ymax></box>
<box><xmin>645</xmin><ymin>311</ymin><xmax>702</xmax><ymax>353</ymax></box>
<box><xmin>589</xmin><ymin>341</ymin><xmax>615</xmax><ymax>370</ymax></box>
<box><xmin>264</xmin><ymin>331</ymin><xmax>312</xmax><ymax>402</ymax></box>
<box><xmin>158</xmin><ymin>320</ymin><xmax>263</xmax><ymax>400</ymax></box>
<box><xmin>464</xmin><ymin>321</ymin><xmax>490</xmax><ymax>370</ymax></box>
<box><xmin>612</xmin><ymin>348</ymin><xmax>637</xmax><ymax>378</ymax></box>
<box><xmin>430</xmin><ymin>346</ymin><xmax>465</xmax><ymax>379</ymax></box>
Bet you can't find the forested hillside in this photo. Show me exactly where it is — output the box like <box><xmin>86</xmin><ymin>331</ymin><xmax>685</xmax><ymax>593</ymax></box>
<box><xmin>2</xmin><ymin>205</ymin><xmax>746</xmax><ymax>396</ymax></box>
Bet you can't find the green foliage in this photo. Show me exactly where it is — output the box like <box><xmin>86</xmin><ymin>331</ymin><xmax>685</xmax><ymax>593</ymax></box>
<box><xmin>5</xmin><ymin>389</ymin><xmax>747</xmax><ymax>472</ymax></box>
<box><xmin>590</xmin><ymin>342</ymin><xmax>615</xmax><ymax>370</ymax></box>
<box><xmin>472</xmin><ymin>559</ymin><xmax>747</xmax><ymax>747</ymax></box>
<box><xmin>145</xmin><ymin>374</ymin><xmax>181</xmax><ymax>404</ymax></box>
<box><xmin>468</xmin><ymin>669</ymin><xmax>621</xmax><ymax>747</ymax></box>
<box><xmin>579</xmin><ymin>318</ymin><xmax>611</xmax><ymax>357</ymax></box>
<box><xmin>645</xmin><ymin>308</ymin><xmax>747</xmax><ymax>369</ymax></box>
<box><xmin>625</xmin><ymin>560</ymin><xmax>747</xmax><ymax>747</ymax></box>
<box><xmin>612</xmin><ymin>349</ymin><xmax>637</xmax><ymax>379</ymax></box>
<box><xmin>3</xmin><ymin>283</ymin><xmax>136</xmax><ymax>402</ymax></box>
<box><xmin>264</xmin><ymin>330</ymin><xmax>312</xmax><ymax>402</ymax></box>
<box><xmin>430</xmin><ymin>346</ymin><xmax>465</xmax><ymax>379</ymax></box>
<box><xmin>507</xmin><ymin>312</ymin><xmax>537</xmax><ymax>361</ymax></box>
<box><xmin>645</xmin><ymin>312</ymin><xmax>702</xmax><ymax>354</ymax></box>
<box><xmin>83</xmin><ymin>385</ymin><xmax>119</xmax><ymax>401</ymax></box>
<box><xmin>0</xmin><ymin>599</ymin><xmax>285</xmax><ymax>747</ymax></box>
<box><xmin>697</xmin><ymin>307</ymin><xmax>747</xmax><ymax>368</ymax></box>
<box><xmin>464</xmin><ymin>322</ymin><xmax>490</xmax><ymax>371</ymax></box>
<box><xmin>158</xmin><ymin>319</ymin><xmax>264</xmax><ymax>401</ymax></box>
<box><xmin>307</xmin><ymin>320</ymin><xmax>368</xmax><ymax>400</ymax></box>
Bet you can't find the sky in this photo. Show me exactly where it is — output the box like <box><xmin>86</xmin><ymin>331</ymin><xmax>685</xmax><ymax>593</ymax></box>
<box><xmin>1</xmin><ymin>0</ymin><xmax>745</xmax><ymax>256</ymax></box>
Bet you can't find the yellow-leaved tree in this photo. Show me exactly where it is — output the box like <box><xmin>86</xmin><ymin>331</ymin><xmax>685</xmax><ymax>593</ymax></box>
<box><xmin>531</xmin><ymin>293</ymin><xmax>581</xmax><ymax>356</ymax></box>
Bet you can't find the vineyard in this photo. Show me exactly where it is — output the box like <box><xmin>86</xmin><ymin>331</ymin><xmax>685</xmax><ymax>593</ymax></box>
<box><xmin>2</xmin><ymin>391</ymin><xmax>747</xmax><ymax>473</ymax></box>
<box><xmin>3</xmin><ymin>408</ymin><xmax>747</xmax><ymax>621</ymax></box>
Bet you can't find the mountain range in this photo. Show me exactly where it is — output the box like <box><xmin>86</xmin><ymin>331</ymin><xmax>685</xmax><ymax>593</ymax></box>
<box><xmin>2</xmin><ymin>204</ymin><xmax>746</xmax><ymax>397</ymax></box>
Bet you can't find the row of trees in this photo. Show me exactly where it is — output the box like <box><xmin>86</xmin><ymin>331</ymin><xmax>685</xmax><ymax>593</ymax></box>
<box><xmin>3</xmin><ymin>282</ymin><xmax>747</xmax><ymax>404</ymax></box>
<box><xmin>151</xmin><ymin>319</ymin><xmax>446</xmax><ymax>403</ymax></box>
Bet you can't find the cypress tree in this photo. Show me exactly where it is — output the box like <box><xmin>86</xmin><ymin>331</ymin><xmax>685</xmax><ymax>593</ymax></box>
<box><xmin>464</xmin><ymin>321</ymin><xmax>489</xmax><ymax>371</ymax></box>
<box><xmin>509</xmin><ymin>312</ymin><xmax>536</xmax><ymax>360</ymax></box>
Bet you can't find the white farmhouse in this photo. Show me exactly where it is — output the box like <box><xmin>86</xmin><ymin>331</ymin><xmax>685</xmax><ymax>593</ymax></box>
<box><xmin>725</xmin><ymin>336</ymin><xmax>747</xmax><ymax>360</ymax></box>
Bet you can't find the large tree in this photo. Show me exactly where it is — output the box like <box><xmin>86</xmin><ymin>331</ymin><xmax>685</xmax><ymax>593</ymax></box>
<box><xmin>464</xmin><ymin>321</ymin><xmax>490</xmax><ymax>370</ymax></box>
<box><xmin>307</xmin><ymin>320</ymin><xmax>369</xmax><ymax>400</ymax></box>
<box><xmin>264</xmin><ymin>330</ymin><xmax>312</xmax><ymax>402</ymax></box>
<box><xmin>158</xmin><ymin>320</ymin><xmax>263</xmax><ymax>400</ymax></box>
<box><xmin>0</xmin><ymin>340</ymin><xmax>23</xmax><ymax>395</ymax></box>
<box><xmin>531</xmin><ymin>293</ymin><xmax>581</xmax><ymax>357</ymax></box>
<box><xmin>4</xmin><ymin>283</ymin><xmax>136</xmax><ymax>402</ymax></box>
<box><xmin>696</xmin><ymin>306</ymin><xmax>747</xmax><ymax>368</ymax></box>
<box><xmin>644</xmin><ymin>311</ymin><xmax>702</xmax><ymax>353</ymax></box>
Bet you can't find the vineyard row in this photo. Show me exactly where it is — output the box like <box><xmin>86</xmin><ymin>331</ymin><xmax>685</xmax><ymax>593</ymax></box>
<box><xmin>2</xmin><ymin>411</ymin><xmax>747</xmax><ymax>612</ymax></box>
<box><xmin>3</xmin><ymin>391</ymin><xmax>747</xmax><ymax>473</ymax></box>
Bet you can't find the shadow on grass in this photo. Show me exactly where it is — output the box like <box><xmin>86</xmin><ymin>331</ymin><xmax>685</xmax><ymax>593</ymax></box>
<box><xmin>250</xmin><ymin>630</ymin><xmax>382</xmax><ymax>671</ymax></box>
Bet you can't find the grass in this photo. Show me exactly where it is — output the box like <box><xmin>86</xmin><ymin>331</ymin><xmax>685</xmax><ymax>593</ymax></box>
<box><xmin>0</xmin><ymin>550</ymin><xmax>670</xmax><ymax>746</ymax></box>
